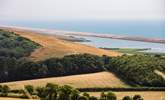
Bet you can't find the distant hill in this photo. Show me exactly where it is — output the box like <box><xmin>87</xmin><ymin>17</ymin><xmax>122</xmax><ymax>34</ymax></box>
<box><xmin>5</xmin><ymin>28</ymin><xmax>121</xmax><ymax>61</ymax></box>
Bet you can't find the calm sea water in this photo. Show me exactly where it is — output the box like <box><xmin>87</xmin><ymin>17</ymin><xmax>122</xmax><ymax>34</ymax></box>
<box><xmin>2</xmin><ymin>20</ymin><xmax>165</xmax><ymax>53</ymax></box>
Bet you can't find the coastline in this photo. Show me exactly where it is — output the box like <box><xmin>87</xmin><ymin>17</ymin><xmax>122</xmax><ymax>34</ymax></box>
<box><xmin>1</xmin><ymin>25</ymin><xmax>165</xmax><ymax>44</ymax></box>
<box><xmin>0</xmin><ymin>25</ymin><xmax>121</xmax><ymax>61</ymax></box>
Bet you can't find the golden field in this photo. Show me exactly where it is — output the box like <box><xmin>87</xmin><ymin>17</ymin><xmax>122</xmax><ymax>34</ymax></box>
<box><xmin>6</xmin><ymin>28</ymin><xmax>121</xmax><ymax>61</ymax></box>
<box><xmin>1</xmin><ymin>72</ymin><xmax>128</xmax><ymax>90</ymax></box>
<box><xmin>87</xmin><ymin>91</ymin><xmax>165</xmax><ymax>100</ymax></box>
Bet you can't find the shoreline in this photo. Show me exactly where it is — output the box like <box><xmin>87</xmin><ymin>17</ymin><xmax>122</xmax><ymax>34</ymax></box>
<box><xmin>1</xmin><ymin>25</ymin><xmax>165</xmax><ymax>44</ymax></box>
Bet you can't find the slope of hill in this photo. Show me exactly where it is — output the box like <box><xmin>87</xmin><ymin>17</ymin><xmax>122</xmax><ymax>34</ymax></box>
<box><xmin>0</xmin><ymin>29</ymin><xmax>40</xmax><ymax>58</ymax></box>
<box><xmin>5</xmin><ymin>28</ymin><xmax>121</xmax><ymax>61</ymax></box>
<box><xmin>1</xmin><ymin>72</ymin><xmax>128</xmax><ymax>90</ymax></box>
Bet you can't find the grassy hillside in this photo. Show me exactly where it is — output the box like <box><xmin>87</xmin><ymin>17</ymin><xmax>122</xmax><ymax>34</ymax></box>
<box><xmin>0</xmin><ymin>29</ymin><xmax>40</xmax><ymax>58</ymax></box>
<box><xmin>7</xmin><ymin>29</ymin><xmax>121</xmax><ymax>61</ymax></box>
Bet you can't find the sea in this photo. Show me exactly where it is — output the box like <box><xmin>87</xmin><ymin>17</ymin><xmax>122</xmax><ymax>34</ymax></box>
<box><xmin>1</xmin><ymin>20</ymin><xmax>165</xmax><ymax>53</ymax></box>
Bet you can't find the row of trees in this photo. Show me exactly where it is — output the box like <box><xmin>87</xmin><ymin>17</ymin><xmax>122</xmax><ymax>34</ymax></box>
<box><xmin>0</xmin><ymin>83</ymin><xmax>144</xmax><ymax>100</ymax></box>
<box><xmin>106</xmin><ymin>54</ymin><xmax>165</xmax><ymax>87</ymax></box>
<box><xmin>0</xmin><ymin>53</ymin><xmax>165</xmax><ymax>87</ymax></box>
<box><xmin>0</xmin><ymin>54</ymin><xmax>104</xmax><ymax>82</ymax></box>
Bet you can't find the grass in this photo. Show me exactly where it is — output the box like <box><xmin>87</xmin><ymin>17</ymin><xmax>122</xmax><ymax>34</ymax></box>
<box><xmin>101</xmin><ymin>48</ymin><xmax>165</xmax><ymax>56</ymax></box>
<box><xmin>86</xmin><ymin>91</ymin><xmax>165</xmax><ymax>100</ymax></box>
<box><xmin>1</xmin><ymin>72</ymin><xmax>128</xmax><ymax>90</ymax></box>
<box><xmin>8</xmin><ymin>29</ymin><xmax>121</xmax><ymax>61</ymax></box>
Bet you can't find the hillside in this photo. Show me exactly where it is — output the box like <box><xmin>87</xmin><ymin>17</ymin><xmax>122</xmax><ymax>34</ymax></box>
<box><xmin>0</xmin><ymin>29</ymin><xmax>40</xmax><ymax>58</ymax></box>
<box><xmin>1</xmin><ymin>72</ymin><xmax>128</xmax><ymax>90</ymax></box>
<box><xmin>5</xmin><ymin>28</ymin><xmax>121</xmax><ymax>61</ymax></box>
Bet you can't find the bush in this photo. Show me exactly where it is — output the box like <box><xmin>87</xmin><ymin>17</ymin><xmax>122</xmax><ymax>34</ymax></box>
<box><xmin>83</xmin><ymin>92</ymin><xmax>90</xmax><ymax>98</ymax></box>
<box><xmin>0</xmin><ymin>85</ymin><xmax>2</xmax><ymax>92</ymax></box>
<box><xmin>25</xmin><ymin>85</ymin><xmax>34</xmax><ymax>94</ymax></box>
<box><xmin>1</xmin><ymin>85</ymin><xmax>10</xmax><ymax>96</ymax></box>
<box><xmin>78</xmin><ymin>96</ymin><xmax>89</xmax><ymax>100</ymax></box>
<box><xmin>122</xmin><ymin>96</ymin><xmax>132</xmax><ymax>100</ymax></box>
<box><xmin>89</xmin><ymin>96</ymin><xmax>98</xmax><ymax>100</ymax></box>
<box><xmin>106</xmin><ymin>91</ymin><xmax>117</xmax><ymax>100</ymax></box>
<box><xmin>133</xmin><ymin>95</ymin><xmax>143</xmax><ymax>100</ymax></box>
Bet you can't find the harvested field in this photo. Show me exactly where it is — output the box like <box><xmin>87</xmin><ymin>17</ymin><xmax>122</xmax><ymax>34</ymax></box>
<box><xmin>87</xmin><ymin>91</ymin><xmax>165</xmax><ymax>100</ymax></box>
<box><xmin>6</xmin><ymin>28</ymin><xmax>121</xmax><ymax>61</ymax></box>
<box><xmin>1</xmin><ymin>72</ymin><xmax>128</xmax><ymax>90</ymax></box>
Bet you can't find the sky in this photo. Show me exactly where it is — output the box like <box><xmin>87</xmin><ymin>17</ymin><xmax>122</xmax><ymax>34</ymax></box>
<box><xmin>0</xmin><ymin>0</ymin><xmax>165</xmax><ymax>21</ymax></box>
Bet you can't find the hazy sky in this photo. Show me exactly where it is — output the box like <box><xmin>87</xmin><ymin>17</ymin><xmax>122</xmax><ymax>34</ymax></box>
<box><xmin>0</xmin><ymin>0</ymin><xmax>165</xmax><ymax>21</ymax></box>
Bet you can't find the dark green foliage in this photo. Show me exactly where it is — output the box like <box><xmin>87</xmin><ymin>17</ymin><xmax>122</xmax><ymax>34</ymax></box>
<box><xmin>0</xmin><ymin>84</ymin><xmax>145</xmax><ymax>100</ymax></box>
<box><xmin>122</xmin><ymin>96</ymin><xmax>132</xmax><ymax>100</ymax></box>
<box><xmin>89</xmin><ymin>96</ymin><xmax>98</xmax><ymax>100</ymax></box>
<box><xmin>45</xmin><ymin>83</ymin><xmax>58</xmax><ymax>100</ymax></box>
<box><xmin>83</xmin><ymin>92</ymin><xmax>90</xmax><ymax>98</ymax></box>
<box><xmin>25</xmin><ymin>85</ymin><xmax>34</xmax><ymax>94</ymax></box>
<box><xmin>35</xmin><ymin>83</ymin><xmax>81</xmax><ymax>100</ymax></box>
<box><xmin>42</xmin><ymin>54</ymin><xmax>104</xmax><ymax>76</ymax></box>
<box><xmin>100</xmin><ymin>92</ymin><xmax>106</xmax><ymax>99</ymax></box>
<box><xmin>106</xmin><ymin>55</ymin><xmax>165</xmax><ymax>87</ymax></box>
<box><xmin>0</xmin><ymin>53</ymin><xmax>165</xmax><ymax>87</ymax></box>
<box><xmin>122</xmin><ymin>95</ymin><xmax>143</xmax><ymax>100</ymax></box>
<box><xmin>99</xmin><ymin>91</ymin><xmax>117</xmax><ymax>100</ymax></box>
<box><xmin>70</xmin><ymin>90</ymin><xmax>80</xmax><ymax>100</ymax></box>
<box><xmin>36</xmin><ymin>87</ymin><xmax>47</xmax><ymax>98</ymax></box>
<box><xmin>133</xmin><ymin>95</ymin><xmax>143</xmax><ymax>100</ymax></box>
<box><xmin>106</xmin><ymin>92</ymin><xmax>117</xmax><ymax>100</ymax></box>
<box><xmin>0</xmin><ymin>29</ymin><xmax>40</xmax><ymax>58</ymax></box>
<box><xmin>0</xmin><ymin>85</ymin><xmax>2</xmax><ymax>92</ymax></box>
<box><xmin>0</xmin><ymin>85</ymin><xmax>10</xmax><ymax>96</ymax></box>
<box><xmin>78</xmin><ymin>96</ymin><xmax>89</xmax><ymax>100</ymax></box>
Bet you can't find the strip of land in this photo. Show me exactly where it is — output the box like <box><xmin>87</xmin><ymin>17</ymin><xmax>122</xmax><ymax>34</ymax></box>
<box><xmin>1</xmin><ymin>25</ymin><xmax>165</xmax><ymax>44</ymax></box>
<box><xmin>67</xmin><ymin>32</ymin><xmax>165</xmax><ymax>44</ymax></box>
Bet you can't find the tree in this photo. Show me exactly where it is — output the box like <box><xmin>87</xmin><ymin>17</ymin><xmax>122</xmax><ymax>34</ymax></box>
<box><xmin>133</xmin><ymin>95</ymin><xmax>143</xmax><ymax>100</ymax></box>
<box><xmin>58</xmin><ymin>85</ymin><xmax>73</xmax><ymax>100</ymax></box>
<box><xmin>78</xmin><ymin>96</ymin><xmax>89</xmax><ymax>100</ymax></box>
<box><xmin>83</xmin><ymin>92</ymin><xmax>90</xmax><ymax>98</ymax></box>
<box><xmin>106</xmin><ymin>92</ymin><xmax>117</xmax><ymax>100</ymax></box>
<box><xmin>100</xmin><ymin>92</ymin><xmax>106</xmax><ymax>99</ymax></box>
<box><xmin>45</xmin><ymin>83</ymin><xmax>58</xmax><ymax>100</ymax></box>
<box><xmin>36</xmin><ymin>87</ymin><xmax>47</xmax><ymax>98</ymax></box>
<box><xmin>89</xmin><ymin>96</ymin><xmax>98</xmax><ymax>100</ymax></box>
<box><xmin>70</xmin><ymin>90</ymin><xmax>80</xmax><ymax>100</ymax></box>
<box><xmin>1</xmin><ymin>85</ymin><xmax>10</xmax><ymax>96</ymax></box>
<box><xmin>122</xmin><ymin>96</ymin><xmax>132</xmax><ymax>100</ymax></box>
<box><xmin>0</xmin><ymin>85</ymin><xmax>2</xmax><ymax>92</ymax></box>
<box><xmin>25</xmin><ymin>85</ymin><xmax>34</xmax><ymax>95</ymax></box>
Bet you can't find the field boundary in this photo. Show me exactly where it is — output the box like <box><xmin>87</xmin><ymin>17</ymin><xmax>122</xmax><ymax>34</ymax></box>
<box><xmin>78</xmin><ymin>87</ymin><xmax>165</xmax><ymax>92</ymax></box>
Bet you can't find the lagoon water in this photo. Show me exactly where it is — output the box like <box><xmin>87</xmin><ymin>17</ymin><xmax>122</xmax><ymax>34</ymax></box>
<box><xmin>2</xmin><ymin>20</ymin><xmax>165</xmax><ymax>53</ymax></box>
